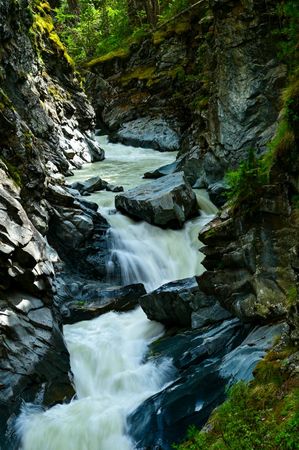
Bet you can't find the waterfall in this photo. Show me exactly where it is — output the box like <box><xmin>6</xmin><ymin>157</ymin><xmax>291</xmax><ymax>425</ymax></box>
<box><xmin>17</xmin><ymin>309</ymin><xmax>173</xmax><ymax>450</ymax></box>
<box><xmin>17</xmin><ymin>138</ymin><xmax>215</xmax><ymax>450</ymax></box>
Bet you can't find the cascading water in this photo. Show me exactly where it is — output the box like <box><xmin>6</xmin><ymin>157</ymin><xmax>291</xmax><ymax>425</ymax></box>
<box><xmin>17</xmin><ymin>309</ymin><xmax>173</xmax><ymax>450</ymax></box>
<box><xmin>17</xmin><ymin>137</ymin><xmax>216</xmax><ymax>449</ymax></box>
<box><xmin>70</xmin><ymin>136</ymin><xmax>217</xmax><ymax>291</ymax></box>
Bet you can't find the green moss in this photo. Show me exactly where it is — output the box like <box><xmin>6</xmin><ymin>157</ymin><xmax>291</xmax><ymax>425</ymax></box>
<box><xmin>0</xmin><ymin>157</ymin><xmax>22</xmax><ymax>187</ymax></box>
<box><xmin>30</xmin><ymin>1</ymin><xmax>74</xmax><ymax>67</ymax></box>
<box><xmin>174</xmin><ymin>19</ymin><xmax>190</xmax><ymax>34</ymax></box>
<box><xmin>174</xmin><ymin>345</ymin><xmax>299</xmax><ymax>450</ymax></box>
<box><xmin>287</xmin><ymin>286</ymin><xmax>298</xmax><ymax>306</ymax></box>
<box><xmin>119</xmin><ymin>66</ymin><xmax>156</xmax><ymax>85</ymax></box>
<box><xmin>85</xmin><ymin>48</ymin><xmax>129</xmax><ymax>68</ymax></box>
<box><xmin>152</xmin><ymin>30</ymin><xmax>170</xmax><ymax>45</ymax></box>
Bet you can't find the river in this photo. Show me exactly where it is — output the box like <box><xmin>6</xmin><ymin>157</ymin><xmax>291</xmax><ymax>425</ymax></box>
<box><xmin>17</xmin><ymin>137</ymin><xmax>216</xmax><ymax>450</ymax></box>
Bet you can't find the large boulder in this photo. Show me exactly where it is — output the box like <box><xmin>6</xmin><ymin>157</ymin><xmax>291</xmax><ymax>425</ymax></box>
<box><xmin>60</xmin><ymin>282</ymin><xmax>146</xmax><ymax>324</ymax></box>
<box><xmin>115</xmin><ymin>172</ymin><xmax>198</xmax><ymax>229</ymax></box>
<box><xmin>139</xmin><ymin>277</ymin><xmax>231</xmax><ymax>328</ymax></box>
<box><xmin>110</xmin><ymin>117</ymin><xmax>180</xmax><ymax>152</ymax></box>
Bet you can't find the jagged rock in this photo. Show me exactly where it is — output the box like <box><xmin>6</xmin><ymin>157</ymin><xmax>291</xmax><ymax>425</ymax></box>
<box><xmin>115</xmin><ymin>172</ymin><xmax>198</xmax><ymax>229</ymax></box>
<box><xmin>139</xmin><ymin>277</ymin><xmax>231</xmax><ymax>328</ymax></box>
<box><xmin>197</xmin><ymin>183</ymin><xmax>299</xmax><ymax>322</ymax></box>
<box><xmin>0</xmin><ymin>168</ymin><xmax>54</xmax><ymax>296</ymax></box>
<box><xmin>48</xmin><ymin>197</ymin><xmax>109</xmax><ymax>279</ymax></box>
<box><xmin>61</xmin><ymin>283</ymin><xmax>146</xmax><ymax>324</ymax></box>
<box><xmin>128</xmin><ymin>321</ymin><xmax>284</xmax><ymax>449</ymax></box>
<box><xmin>110</xmin><ymin>117</ymin><xmax>180</xmax><ymax>152</ymax></box>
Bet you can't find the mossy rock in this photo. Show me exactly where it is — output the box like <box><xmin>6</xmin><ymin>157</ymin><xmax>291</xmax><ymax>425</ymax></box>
<box><xmin>85</xmin><ymin>48</ymin><xmax>130</xmax><ymax>68</ymax></box>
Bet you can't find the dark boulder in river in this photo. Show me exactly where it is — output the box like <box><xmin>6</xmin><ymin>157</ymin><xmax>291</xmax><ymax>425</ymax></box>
<box><xmin>139</xmin><ymin>277</ymin><xmax>231</xmax><ymax>328</ymax></box>
<box><xmin>115</xmin><ymin>172</ymin><xmax>198</xmax><ymax>229</ymax></box>
<box><xmin>60</xmin><ymin>283</ymin><xmax>147</xmax><ymax>324</ymax></box>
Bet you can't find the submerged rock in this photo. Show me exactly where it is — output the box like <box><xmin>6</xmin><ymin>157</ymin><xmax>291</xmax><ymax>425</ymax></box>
<box><xmin>139</xmin><ymin>277</ymin><xmax>231</xmax><ymax>328</ymax></box>
<box><xmin>128</xmin><ymin>321</ymin><xmax>284</xmax><ymax>449</ymax></box>
<box><xmin>61</xmin><ymin>283</ymin><xmax>146</xmax><ymax>324</ymax></box>
<box><xmin>115</xmin><ymin>172</ymin><xmax>198</xmax><ymax>229</ymax></box>
<box><xmin>110</xmin><ymin>117</ymin><xmax>180</xmax><ymax>152</ymax></box>
<box><xmin>69</xmin><ymin>176</ymin><xmax>123</xmax><ymax>195</ymax></box>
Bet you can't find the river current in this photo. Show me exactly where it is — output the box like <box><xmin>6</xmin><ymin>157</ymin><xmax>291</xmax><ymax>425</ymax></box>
<box><xmin>17</xmin><ymin>137</ymin><xmax>216</xmax><ymax>450</ymax></box>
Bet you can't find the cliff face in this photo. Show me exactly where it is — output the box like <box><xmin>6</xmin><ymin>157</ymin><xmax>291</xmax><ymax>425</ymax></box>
<box><xmin>0</xmin><ymin>1</ymin><xmax>108</xmax><ymax>447</ymax></box>
<box><xmin>86</xmin><ymin>0</ymin><xmax>285</xmax><ymax>188</ymax></box>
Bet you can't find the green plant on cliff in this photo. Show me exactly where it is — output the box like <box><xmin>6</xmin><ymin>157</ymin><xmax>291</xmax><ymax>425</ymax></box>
<box><xmin>225</xmin><ymin>148</ymin><xmax>268</xmax><ymax>209</ymax></box>
<box><xmin>276</xmin><ymin>1</ymin><xmax>299</xmax><ymax>68</ymax></box>
<box><xmin>173</xmin><ymin>346</ymin><xmax>299</xmax><ymax>450</ymax></box>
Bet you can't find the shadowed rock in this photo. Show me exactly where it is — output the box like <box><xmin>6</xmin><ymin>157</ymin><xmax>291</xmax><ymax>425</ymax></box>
<box><xmin>61</xmin><ymin>283</ymin><xmax>146</xmax><ymax>324</ymax></box>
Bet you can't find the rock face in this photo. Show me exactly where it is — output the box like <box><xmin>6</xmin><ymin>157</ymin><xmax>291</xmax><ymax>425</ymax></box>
<box><xmin>115</xmin><ymin>172</ymin><xmax>198</xmax><ymax>228</ymax></box>
<box><xmin>0</xmin><ymin>167</ymin><xmax>74</xmax><ymax>448</ymax></box>
<box><xmin>139</xmin><ymin>277</ymin><xmax>231</xmax><ymax>328</ymax></box>
<box><xmin>128</xmin><ymin>320</ymin><xmax>284</xmax><ymax>449</ymax></box>
<box><xmin>197</xmin><ymin>182</ymin><xmax>299</xmax><ymax>322</ymax></box>
<box><xmin>86</xmin><ymin>0</ymin><xmax>284</xmax><ymax>188</ymax></box>
<box><xmin>110</xmin><ymin>117</ymin><xmax>180</xmax><ymax>151</ymax></box>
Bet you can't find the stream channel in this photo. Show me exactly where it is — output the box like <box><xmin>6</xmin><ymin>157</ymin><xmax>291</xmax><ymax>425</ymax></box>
<box><xmin>17</xmin><ymin>137</ymin><xmax>282</xmax><ymax>450</ymax></box>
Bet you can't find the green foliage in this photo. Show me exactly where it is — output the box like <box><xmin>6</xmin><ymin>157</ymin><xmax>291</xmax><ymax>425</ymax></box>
<box><xmin>54</xmin><ymin>0</ymin><xmax>134</xmax><ymax>62</ymax></box>
<box><xmin>174</xmin><ymin>347</ymin><xmax>299</xmax><ymax>450</ymax></box>
<box><xmin>53</xmin><ymin>0</ymin><xmax>199</xmax><ymax>63</ymax></box>
<box><xmin>225</xmin><ymin>148</ymin><xmax>268</xmax><ymax>209</ymax></box>
<box><xmin>275</xmin><ymin>1</ymin><xmax>299</xmax><ymax>69</ymax></box>
<box><xmin>158</xmin><ymin>0</ymin><xmax>190</xmax><ymax>25</ymax></box>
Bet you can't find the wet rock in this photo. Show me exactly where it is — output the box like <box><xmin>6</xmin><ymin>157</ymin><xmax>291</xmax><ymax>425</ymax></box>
<box><xmin>61</xmin><ymin>283</ymin><xmax>146</xmax><ymax>324</ymax></box>
<box><xmin>48</xmin><ymin>198</ymin><xmax>109</xmax><ymax>279</ymax></box>
<box><xmin>143</xmin><ymin>160</ymin><xmax>178</xmax><ymax>179</ymax></box>
<box><xmin>128</xmin><ymin>321</ymin><xmax>284</xmax><ymax>449</ymax></box>
<box><xmin>207</xmin><ymin>181</ymin><xmax>229</xmax><ymax>207</ymax></box>
<box><xmin>110</xmin><ymin>117</ymin><xmax>180</xmax><ymax>152</ymax></box>
<box><xmin>106</xmin><ymin>184</ymin><xmax>124</xmax><ymax>193</ymax></box>
<box><xmin>69</xmin><ymin>176</ymin><xmax>123</xmax><ymax>195</ymax></box>
<box><xmin>70</xmin><ymin>176</ymin><xmax>108</xmax><ymax>194</ymax></box>
<box><xmin>84</xmin><ymin>134</ymin><xmax>105</xmax><ymax>162</ymax></box>
<box><xmin>115</xmin><ymin>172</ymin><xmax>198</xmax><ymax>229</ymax></box>
<box><xmin>139</xmin><ymin>277</ymin><xmax>231</xmax><ymax>328</ymax></box>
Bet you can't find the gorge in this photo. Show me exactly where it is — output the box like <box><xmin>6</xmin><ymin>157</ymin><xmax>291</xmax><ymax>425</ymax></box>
<box><xmin>0</xmin><ymin>0</ymin><xmax>298</xmax><ymax>449</ymax></box>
